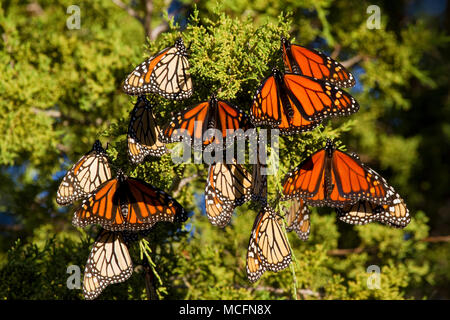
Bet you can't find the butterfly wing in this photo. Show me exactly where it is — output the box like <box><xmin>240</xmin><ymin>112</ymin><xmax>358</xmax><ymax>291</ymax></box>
<box><xmin>246</xmin><ymin>206</ymin><xmax>291</xmax><ymax>282</ymax></box>
<box><xmin>215</xmin><ymin>100</ymin><xmax>254</xmax><ymax>148</ymax></box>
<box><xmin>57</xmin><ymin>140</ymin><xmax>111</xmax><ymax>206</ymax></box>
<box><xmin>284</xmin><ymin>198</ymin><xmax>311</xmax><ymax>241</ymax></box>
<box><xmin>283</xmin><ymin>73</ymin><xmax>359</xmax><ymax>122</ymax></box>
<box><xmin>160</xmin><ymin>101</ymin><xmax>210</xmax><ymax>149</ymax></box>
<box><xmin>282</xmin><ymin>149</ymin><xmax>327</xmax><ymax>201</ymax></box>
<box><xmin>123</xmin><ymin>178</ymin><xmax>188</xmax><ymax>230</ymax></box>
<box><xmin>376</xmin><ymin>194</ymin><xmax>411</xmax><ymax>228</ymax></box>
<box><xmin>250</xmin><ymin>74</ymin><xmax>320</xmax><ymax>134</ymax></box>
<box><xmin>205</xmin><ymin>160</ymin><xmax>253</xmax><ymax>227</ymax></box>
<box><xmin>123</xmin><ymin>38</ymin><xmax>193</xmax><ymax>100</ymax></box>
<box><xmin>251</xmin><ymin>161</ymin><xmax>268</xmax><ymax>205</ymax></box>
<box><xmin>336</xmin><ymin>200</ymin><xmax>380</xmax><ymax>225</ymax></box>
<box><xmin>127</xmin><ymin>96</ymin><xmax>168</xmax><ymax>163</ymax></box>
<box><xmin>331</xmin><ymin>149</ymin><xmax>396</xmax><ymax>205</ymax></box>
<box><xmin>282</xmin><ymin>38</ymin><xmax>355</xmax><ymax>88</ymax></box>
<box><xmin>72</xmin><ymin>178</ymin><xmax>125</xmax><ymax>230</ymax></box>
<box><xmin>337</xmin><ymin>194</ymin><xmax>410</xmax><ymax>228</ymax></box>
<box><xmin>82</xmin><ymin>229</ymin><xmax>133</xmax><ymax>300</ymax></box>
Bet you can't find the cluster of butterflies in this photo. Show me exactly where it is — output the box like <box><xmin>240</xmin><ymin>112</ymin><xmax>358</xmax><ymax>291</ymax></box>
<box><xmin>56</xmin><ymin>35</ymin><xmax>411</xmax><ymax>299</ymax></box>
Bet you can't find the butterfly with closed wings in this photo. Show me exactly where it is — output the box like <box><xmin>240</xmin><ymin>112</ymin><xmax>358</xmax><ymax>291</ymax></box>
<box><xmin>83</xmin><ymin>229</ymin><xmax>133</xmax><ymax>300</ymax></box>
<box><xmin>127</xmin><ymin>95</ymin><xmax>168</xmax><ymax>164</ymax></box>
<box><xmin>246</xmin><ymin>206</ymin><xmax>292</xmax><ymax>282</ymax></box>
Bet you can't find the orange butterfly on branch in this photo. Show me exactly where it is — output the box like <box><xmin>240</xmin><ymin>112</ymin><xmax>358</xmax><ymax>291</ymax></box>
<box><xmin>160</xmin><ymin>94</ymin><xmax>254</xmax><ymax>151</ymax></box>
<box><xmin>72</xmin><ymin>169</ymin><xmax>187</xmax><ymax>231</ymax></box>
<box><xmin>123</xmin><ymin>38</ymin><xmax>193</xmax><ymax>100</ymax></box>
<box><xmin>250</xmin><ymin>68</ymin><xmax>359</xmax><ymax>135</ymax></box>
<box><xmin>281</xmin><ymin>37</ymin><xmax>356</xmax><ymax>88</ymax></box>
<box><xmin>281</xmin><ymin>139</ymin><xmax>396</xmax><ymax>207</ymax></box>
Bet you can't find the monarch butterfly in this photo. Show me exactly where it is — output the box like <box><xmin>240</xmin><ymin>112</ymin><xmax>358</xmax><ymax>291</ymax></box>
<box><xmin>160</xmin><ymin>94</ymin><xmax>254</xmax><ymax>151</ymax></box>
<box><xmin>282</xmin><ymin>139</ymin><xmax>396</xmax><ymax>207</ymax></box>
<box><xmin>56</xmin><ymin>140</ymin><xmax>112</xmax><ymax>206</ymax></box>
<box><xmin>284</xmin><ymin>198</ymin><xmax>311</xmax><ymax>241</ymax></box>
<box><xmin>281</xmin><ymin>37</ymin><xmax>355</xmax><ymax>88</ymax></box>
<box><xmin>83</xmin><ymin>229</ymin><xmax>133</xmax><ymax>300</ymax></box>
<box><xmin>205</xmin><ymin>159</ymin><xmax>253</xmax><ymax>227</ymax></box>
<box><xmin>246</xmin><ymin>206</ymin><xmax>292</xmax><ymax>282</ymax></box>
<box><xmin>123</xmin><ymin>38</ymin><xmax>193</xmax><ymax>100</ymax></box>
<box><xmin>72</xmin><ymin>169</ymin><xmax>187</xmax><ymax>231</ymax></box>
<box><xmin>127</xmin><ymin>96</ymin><xmax>168</xmax><ymax>164</ymax></box>
<box><xmin>337</xmin><ymin>193</ymin><xmax>410</xmax><ymax>228</ymax></box>
<box><xmin>250</xmin><ymin>68</ymin><xmax>359</xmax><ymax>135</ymax></box>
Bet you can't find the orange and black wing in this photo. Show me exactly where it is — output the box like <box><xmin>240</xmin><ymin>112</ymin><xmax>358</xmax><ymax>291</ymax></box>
<box><xmin>281</xmin><ymin>148</ymin><xmax>327</xmax><ymax>202</ymax></box>
<box><xmin>284</xmin><ymin>198</ymin><xmax>311</xmax><ymax>241</ymax></box>
<box><xmin>161</xmin><ymin>97</ymin><xmax>253</xmax><ymax>150</ymax></box>
<box><xmin>83</xmin><ymin>229</ymin><xmax>133</xmax><ymax>300</ymax></box>
<box><xmin>214</xmin><ymin>100</ymin><xmax>254</xmax><ymax>149</ymax></box>
<box><xmin>57</xmin><ymin>140</ymin><xmax>111</xmax><ymax>206</ymax></box>
<box><xmin>283</xmin><ymin>73</ymin><xmax>359</xmax><ymax>122</ymax></box>
<box><xmin>205</xmin><ymin>160</ymin><xmax>253</xmax><ymax>227</ymax></box>
<box><xmin>127</xmin><ymin>96</ymin><xmax>167</xmax><ymax>163</ymax></box>
<box><xmin>123</xmin><ymin>38</ymin><xmax>193</xmax><ymax>100</ymax></box>
<box><xmin>123</xmin><ymin>178</ymin><xmax>188</xmax><ymax>230</ymax></box>
<box><xmin>205</xmin><ymin>187</ymin><xmax>235</xmax><ymax>229</ymax></box>
<box><xmin>250</xmin><ymin>73</ymin><xmax>320</xmax><ymax>135</ymax></box>
<box><xmin>282</xmin><ymin>37</ymin><xmax>355</xmax><ymax>88</ymax></box>
<box><xmin>72</xmin><ymin>178</ymin><xmax>125</xmax><ymax>230</ymax></box>
<box><xmin>376</xmin><ymin>194</ymin><xmax>410</xmax><ymax>228</ymax></box>
<box><xmin>160</xmin><ymin>101</ymin><xmax>210</xmax><ymax>149</ymax></box>
<box><xmin>246</xmin><ymin>206</ymin><xmax>291</xmax><ymax>283</ymax></box>
<box><xmin>330</xmin><ymin>149</ymin><xmax>396</xmax><ymax>205</ymax></box>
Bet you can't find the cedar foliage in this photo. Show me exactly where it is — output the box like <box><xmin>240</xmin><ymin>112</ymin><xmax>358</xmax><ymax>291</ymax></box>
<box><xmin>0</xmin><ymin>0</ymin><xmax>449</xmax><ymax>299</ymax></box>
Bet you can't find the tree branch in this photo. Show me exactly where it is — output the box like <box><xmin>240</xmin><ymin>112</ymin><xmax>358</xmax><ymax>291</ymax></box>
<box><xmin>112</xmin><ymin>0</ymin><xmax>144</xmax><ymax>24</ymax></box>
<box><xmin>327</xmin><ymin>235</ymin><xmax>450</xmax><ymax>256</ymax></box>
<box><xmin>172</xmin><ymin>173</ymin><xmax>199</xmax><ymax>198</ymax></box>
<box><xmin>341</xmin><ymin>54</ymin><xmax>365</xmax><ymax>69</ymax></box>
